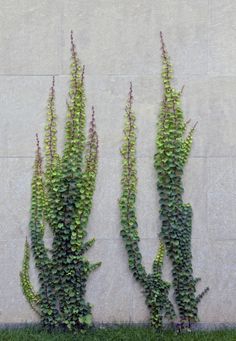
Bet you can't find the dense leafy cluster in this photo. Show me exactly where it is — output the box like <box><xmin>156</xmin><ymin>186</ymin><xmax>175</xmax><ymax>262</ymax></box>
<box><xmin>119</xmin><ymin>83</ymin><xmax>175</xmax><ymax>330</ymax></box>
<box><xmin>154</xmin><ymin>32</ymin><xmax>209</xmax><ymax>327</ymax></box>
<box><xmin>20</xmin><ymin>32</ymin><xmax>100</xmax><ymax>331</ymax></box>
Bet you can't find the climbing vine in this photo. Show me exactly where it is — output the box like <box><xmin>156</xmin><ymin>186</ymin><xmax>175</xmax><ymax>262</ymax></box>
<box><xmin>20</xmin><ymin>32</ymin><xmax>101</xmax><ymax>331</ymax></box>
<box><xmin>119</xmin><ymin>83</ymin><xmax>175</xmax><ymax>330</ymax></box>
<box><xmin>154</xmin><ymin>32</ymin><xmax>209</xmax><ymax>329</ymax></box>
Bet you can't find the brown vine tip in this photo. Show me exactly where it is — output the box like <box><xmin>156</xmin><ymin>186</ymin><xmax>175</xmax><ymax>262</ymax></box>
<box><xmin>70</xmin><ymin>30</ymin><xmax>76</xmax><ymax>56</ymax></box>
<box><xmin>193</xmin><ymin>121</ymin><xmax>198</xmax><ymax>130</ymax></box>
<box><xmin>52</xmin><ymin>75</ymin><xmax>55</xmax><ymax>88</ymax></box>
<box><xmin>36</xmin><ymin>133</ymin><xmax>39</xmax><ymax>147</ymax></box>
<box><xmin>50</xmin><ymin>76</ymin><xmax>55</xmax><ymax>97</ymax></box>
<box><xmin>70</xmin><ymin>30</ymin><xmax>74</xmax><ymax>43</ymax></box>
<box><xmin>91</xmin><ymin>106</ymin><xmax>96</xmax><ymax>124</ymax></box>
<box><xmin>130</xmin><ymin>81</ymin><xmax>133</xmax><ymax>97</ymax></box>
<box><xmin>160</xmin><ymin>31</ymin><xmax>167</xmax><ymax>56</ymax></box>
<box><xmin>181</xmin><ymin>85</ymin><xmax>185</xmax><ymax>94</ymax></box>
<box><xmin>160</xmin><ymin>31</ymin><xmax>164</xmax><ymax>47</ymax></box>
<box><xmin>35</xmin><ymin>133</ymin><xmax>42</xmax><ymax>156</ymax></box>
<box><xmin>129</xmin><ymin>81</ymin><xmax>133</xmax><ymax>105</ymax></box>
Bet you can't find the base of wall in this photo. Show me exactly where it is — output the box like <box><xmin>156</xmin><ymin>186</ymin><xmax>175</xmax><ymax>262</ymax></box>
<box><xmin>0</xmin><ymin>322</ymin><xmax>236</xmax><ymax>331</ymax></box>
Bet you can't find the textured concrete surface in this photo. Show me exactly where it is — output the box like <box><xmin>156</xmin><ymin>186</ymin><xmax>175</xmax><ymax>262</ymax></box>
<box><xmin>0</xmin><ymin>0</ymin><xmax>235</xmax><ymax>326</ymax></box>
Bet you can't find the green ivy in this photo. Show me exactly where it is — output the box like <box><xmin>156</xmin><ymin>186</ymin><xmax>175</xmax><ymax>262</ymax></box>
<box><xmin>20</xmin><ymin>31</ymin><xmax>101</xmax><ymax>331</ymax></box>
<box><xmin>119</xmin><ymin>83</ymin><xmax>175</xmax><ymax>330</ymax></box>
<box><xmin>154</xmin><ymin>32</ymin><xmax>209</xmax><ymax>329</ymax></box>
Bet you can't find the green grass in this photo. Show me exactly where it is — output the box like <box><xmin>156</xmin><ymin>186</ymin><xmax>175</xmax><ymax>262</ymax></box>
<box><xmin>0</xmin><ymin>327</ymin><xmax>236</xmax><ymax>341</ymax></box>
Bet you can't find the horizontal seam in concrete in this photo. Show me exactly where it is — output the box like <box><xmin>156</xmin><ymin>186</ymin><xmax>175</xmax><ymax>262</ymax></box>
<box><xmin>0</xmin><ymin>156</ymin><xmax>34</xmax><ymax>159</ymax></box>
<box><xmin>0</xmin><ymin>73</ymin><xmax>207</xmax><ymax>77</ymax></box>
<box><xmin>1</xmin><ymin>155</ymin><xmax>236</xmax><ymax>159</ymax></box>
<box><xmin>211</xmin><ymin>239</ymin><xmax>236</xmax><ymax>242</ymax></box>
<box><xmin>1</xmin><ymin>237</ymin><xmax>232</xmax><ymax>242</ymax></box>
<box><xmin>0</xmin><ymin>74</ymin><xmax>235</xmax><ymax>79</ymax></box>
<box><xmin>0</xmin><ymin>238</ymin><xmax>160</xmax><ymax>242</ymax></box>
<box><xmin>0</xmin><ymin>74</ymin><xmax>62</xmax><ymax>77</ymax></box>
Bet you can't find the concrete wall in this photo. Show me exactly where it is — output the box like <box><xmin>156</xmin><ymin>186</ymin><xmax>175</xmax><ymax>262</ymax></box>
<box><xmin>0</xmin><ymin>0</ymin><xmax>235</xmax><ymax>326</ymax></box>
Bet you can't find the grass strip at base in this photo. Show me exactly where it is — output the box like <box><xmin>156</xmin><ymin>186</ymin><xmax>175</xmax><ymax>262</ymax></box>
<box><xmin>0</xmin><ymin>327</ymin><xmax>235</xmax><ymax>341</ymax></box>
